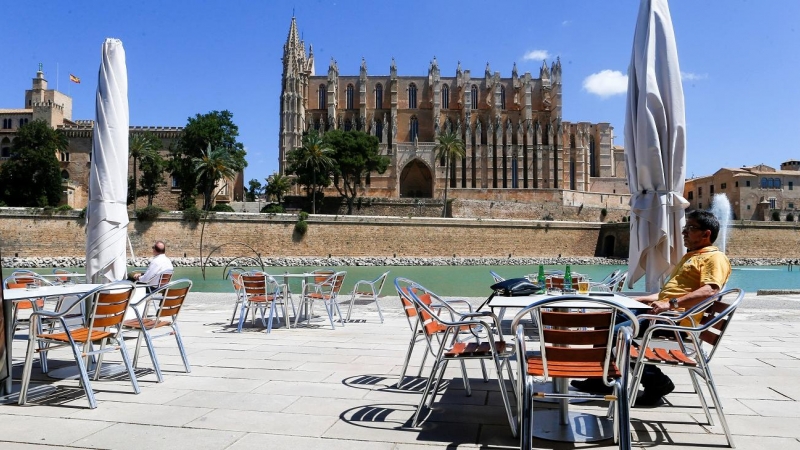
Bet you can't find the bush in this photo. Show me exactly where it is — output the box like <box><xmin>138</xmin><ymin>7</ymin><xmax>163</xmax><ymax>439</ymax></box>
<box><xmin>56</xmin><ymin>204</ymin><xmax>73</xmax><ymax>211</ymax></box>
<box><xmin>136</xmin><ymin>205</ymin><xmax>165</xmax><ymax>221</ymax></box>
<box><xmin>787</xmin><ymin>213</ymin><xmax>795</xmax><ymax>222</ymax></box>
<box><xmin>298</xmin><ymin>211</ymin><xmax>309</xmax><ymax>221</ymax></box>
<box><xmin>182</xmin><ymin>206</ymin><xmax>203</xmax><ymax>223</ymax></box>
<box><xmin>294</xmin><ymin>220</ymin><xmax>308</xmax><ymax>236</ymax></box>
<box><xmin>260</xmin><ymin>203</ymin><xmax>285</xmax><ymax>213</ymax></box>
<box><xmin>772</xmin><ymin>210</ymin><xmax>781</xmax><ymax>221</ymax></box>
<box><xmin>211</xmin><ymin>203</ymin><xmax>235</xmax><ymax>212</ymax></box>
<box><xmin>78</xmin><ymin>207</ymin><xmax>86</xmax><ymax>219</ymax></box>
<box><xmin>600</xmin><ymin>208</ymin><xmax>607</xmax><ymax>217</ymax></box>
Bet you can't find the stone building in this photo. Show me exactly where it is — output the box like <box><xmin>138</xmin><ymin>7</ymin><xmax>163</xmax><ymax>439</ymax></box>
<box><xmin>0</xmin><ymin>67</ymin><xmax>243</xmax><ymax>209</ymax></box>
<box><xmin>278</xmin><ymin>17</ymin><xmax>628</xmax><ymax>203</ymax></box>
<box><xmin>684</xmin><ymin>160</ymin><xmax>800</xmax><ymax>221</ymax></box>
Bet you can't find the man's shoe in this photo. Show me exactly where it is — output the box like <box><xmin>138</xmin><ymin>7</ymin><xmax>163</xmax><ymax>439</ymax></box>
<box><xmin>634</xmin><ymin>378</ymin><xmax>675</xmax><ymax>407</ymax></box>
<box><xmin>570</xmin><ymin>378</ymin><xmax>613</xmax><ymax>395</ymax></box>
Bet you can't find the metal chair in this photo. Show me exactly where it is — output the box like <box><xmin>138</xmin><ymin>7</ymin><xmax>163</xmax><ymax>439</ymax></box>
<box><xmin>296</xmin><ymin>271</ymin><xmax>346</xmax><ymax>329</ymax></box>
<box><xmin>227</xmin><ymin>268</ymin><xmax>247</xmax><ymax>325</ymax></box>
<box><xmin>511</xmin><ymin>296</ymin><xmax>640</xmax><ymax>449</ymax></box>
<box><xmin>121</xmin><ymin>279</ymin><xmax>193</xmax><ymax>382</ymax></box>
<box><xmin>346</xmin><ymin>270</ymin><xmax>389</xmax><ymax>323</ymax></box>
<box><xmin>395</xmin><ymin>280</ymin><xmax>487</xmax><ymax>389</ymax></box>
<box><xmin>629</xmin><ymin>288</ymin><xmax>744</xmax><ymax>448</ymax></box>
<box><xmin>18</xmin><ymin>281</ymin><xmax>140</xmax><ymax>409</ymax></box>
<box><xmin>397</xmin><ymin>277</ymin><xmax>518</xmax><ymax>437</ymax></box>
<box><xmin>237</xmin><ymin>272</ymin><xmax>290</xmax><ymax>333</ymax></box>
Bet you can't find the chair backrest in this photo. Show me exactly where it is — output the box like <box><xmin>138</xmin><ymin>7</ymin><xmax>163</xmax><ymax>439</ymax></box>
<box><xmin>241</xmin><ymin>272</ymin><xmax>282</xmax><ymax>298</ymax></box>
<box><xmin>230</xmin><ymin>269</ymin><xmax>245</xmax><ymax>292</ymax></box>
<box><xmin>312</xmin><ymin>269</ymin><xmax>335</xmax><ymax>284</ymax></box>
<box><xmin>156</xmin><ymin>271</ymin><xmax>174</xmax><ymax>288</ymax></box>
<box><xmin>395</xmin><ymin>278</ymin><xmax>438</xmax><ymax>330</ymax></box>
<box><xmin>684</xmin><ymin>288</ymin><xmax>744</xmax><ymax>362</ymax></box>
<box><xmin>5</xmin><ymin>274</ymin><xmax>51</xmax><ymax>288</ymax></box>
<box><xmin>85</xmin><ymin>282</ymin><xmax>136</xmax><ymax>332</ymax></box>
<box><xmin>151</xmin><ymin>279</ymin><xmax>192</xmax><ymax>321</ymax></box>
<box><xmin>395</xmin><ymin>278</ymin><xmax>455</xmax><ymax>339</ymax></box>
<box><xmin>548</xmin><ymin>276</ymin><xmax>565</xmax><ymax>290</ymax></box>
<box><xmin>373</xmin><ymin>271</ymin><xmax>390</xmax><ymax>295</ymax></box>
<box><xmin>53</xmin><ymin>268</ymin><xmax>81</xmax><ymax>283</ymax></box>
<box><xmin>330</xmin><ymin>271</ymin><xmax>347</xmax><ymax>295</ymax></box>
<box><xmin>511</xmin><ymin>296</ymin><xmax>639</xmax><ymax>381</ymax></box>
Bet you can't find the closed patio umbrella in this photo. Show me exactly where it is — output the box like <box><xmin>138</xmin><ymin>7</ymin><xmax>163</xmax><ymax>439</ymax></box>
<box><xmin>86</xmin><ymin>38</ymin><xmax>129</xmax><ymax>283</ymax></box>
<box><xmin>624</xmin><ymin>0</ymin><xmax>689</xmax><ymax>291</ymax></box>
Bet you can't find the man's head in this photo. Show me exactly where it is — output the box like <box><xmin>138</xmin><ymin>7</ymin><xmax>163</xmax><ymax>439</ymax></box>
<box><xmin>682</xmin><ymin>210</ymin><xmax>720</xmax><ymax>251</ymax></box>
<box><xmin>152</xmin><ymin>241</ymin><xmax>166</xmax><ymax>255</ymax></box>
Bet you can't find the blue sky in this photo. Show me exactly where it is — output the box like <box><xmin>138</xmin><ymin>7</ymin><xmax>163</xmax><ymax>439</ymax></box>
<box><xmin>2</xmin><ymin>1</ymin><xmax>798</xmax><ymax>184</ymax></box>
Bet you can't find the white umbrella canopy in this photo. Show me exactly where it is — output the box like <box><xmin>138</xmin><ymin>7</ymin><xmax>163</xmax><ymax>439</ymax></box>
<box><xmin>86</xmin><ymin>38</ymin><xmax>129</xmax><ymax>283</ymax></box>
<box><xmin>624</xmin><ymin>0</ymin><xmax>689</xmax><ymax>292</ymax></box>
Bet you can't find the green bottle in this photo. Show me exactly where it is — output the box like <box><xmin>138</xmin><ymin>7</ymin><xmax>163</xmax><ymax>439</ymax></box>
<box><xmin>536</xmin><ymin>265</ymin><xmax>546</xmax><ymax>293</ymax></box>
<box><xmin>564</xmin><ymin>265</ymin><xmax>573</xmax><ymax>292</ymax></box>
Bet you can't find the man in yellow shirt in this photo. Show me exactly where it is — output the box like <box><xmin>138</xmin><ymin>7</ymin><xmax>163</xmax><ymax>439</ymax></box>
<box><xmin>573</xmin><ymin>210</ymin><xmax>731</xmax><ymax>406</ymax></box>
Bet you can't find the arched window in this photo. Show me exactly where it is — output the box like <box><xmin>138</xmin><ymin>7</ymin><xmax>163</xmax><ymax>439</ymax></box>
<box><xmin>318</xmin><ymin>84</ymin><xmax>327</xmax><ymax>109</ymax></box>
<box><xmin>470</xmin><ymin>85</ymin><xmax>478</xmax><ymax>110</ymax></box>
<box><xmin>589</xmin><ymin>135</ymin><xmax>597</xmax><ymax>177</ymax></box>
<box><xmin>761</xmin><ymin>177</ymin><xmax>768</xmax><ymax>188</ymax></box>
<box><xmin>1</xmin><ymin>137</ymin><xmax>10</xmax><ymax>158</ymax></box>
<box><xmin>500</xmin><ymin>85</ymin><xmax>506</xmax><ymax>109</ymax></box>
<box><xmin>768</xmin><ymin>178</ymin><xmax>774</xmax><ymax>189</ymax></box>
<box><xmin>346</xmin><ymin>84</ymin><xmax>355</xmax><ymax>109</ymax></box>
<box><xmin>410</xmin><ymin>116</ymin><xmax>419</xmax><ymax>141</ymax></box>
<box><xmin>441</xmin><ymin>84</ymin><xmax>449</xmax><ymax>109</ymax></box>
<box><xmin>61</xmin><ymin>170</ymin><xmax>70</xmax><ymax>180</ymax></box>
<box><xmin>775</xmin><ymin>178</ymin><xmax>782</xmax><ymax>189</ymax></box>
<box><xmin>376</xmin><ymin>121</ymin><xmax>383</xmax><ymax>143</ymax></box>
<box><xmin>408</xmin><ymin>83</ymin><xmax>417</xmax><ymax>109</ymax></box>
<box><xmin>375</xmin><ymin>83</ymin><xmax>383</xmax><ymax>108</ymax></box>
<box><xmin>60</xmin><ymin>151</ymin><xmax>70</xmax><ymax>162</ymax></box>
<box><xmin>344</xmin><ymin>118</ymin><xmax>352</xmax><ymax>131</ymax></box>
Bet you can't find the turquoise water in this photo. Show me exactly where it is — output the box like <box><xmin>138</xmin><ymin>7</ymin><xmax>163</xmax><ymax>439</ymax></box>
<box><xmin>17</xmin><ymin>265</ymin><xmax>800</xmax><ymax>296</ymax></box>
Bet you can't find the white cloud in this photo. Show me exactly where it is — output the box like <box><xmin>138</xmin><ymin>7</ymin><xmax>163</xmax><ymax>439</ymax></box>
<box><xmin>561</xmin><ymin>20</ymin><xmax>571</xmax><ymax>26</ymax></box>
<box><xmin>582</xmin><ymin>70</ymin><xmax>628</xmax><ymax>98</ymax></box>
<box><xmin>522</xmin><ymin>49</ymin><xmax>551</xmax><ymax>61</ymax></box>
<box><xmin>681</xmin><ymin>71</ymin><xmax>708</xmax><ymax>81</ymax></box>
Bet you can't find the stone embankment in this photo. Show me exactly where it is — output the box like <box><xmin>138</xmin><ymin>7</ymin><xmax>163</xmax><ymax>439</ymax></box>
<box><xmin>1</xmin><ymin>256</ymin><xmax>799</xmax><ymax>269</ymax></box>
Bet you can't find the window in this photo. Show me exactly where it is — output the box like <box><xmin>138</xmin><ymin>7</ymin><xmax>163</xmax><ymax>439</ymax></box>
<box><xmin>1</xmin><ymin>147</ymin><xmax>10</xmax><ymax>158</ymax></box>
<box><xmin>768</xmin><ymin>178</ymin><xmax>774</xmax><ymax>189</ymax></box>
<box><xmin>60</xmin><ymin>152</ymin><xmax>70</xmax><ymax>162</ymax></box>
<box><xmin>1</xmin><ymin>118</ymin><xmax>10</xmax><ymax>129</ymax></box>
<box><xmin>746</xmin><ymin>180</ymin><xmax>751</xmax><ymax>187</ymax></box>
<box><xmin>470</xmin><ymin>85</ymin><xmax>478</xmax><ymax>110</ymax></box>
<box><xmin>171</xmin><ymin>175</ymin><xmax>180</xmax><ymax>189</ymax></box>
<box><xmin>441</xmin><ymin>84</ymin><xmax>449</xmax><ymax>109</ymax></box>
<box><xmin>375</xmin><ymin>121</ymin><xmax>383</xmax><ymax>143</ymax></box>
<box><xmin>710</xmin><ymin>185</ymin><xmax>715</xmax><ymax>194</ymax></box>
<box><xmin>698</xmin><ymin>186</ymin><xmax>703</xmax><ymax>198</ymax></box>
<box><xmin>375</xmin><ymin>83</ymin><xmax>383</xmax><ymax>108</ymax></box>
<box><xmin>761</xmin><ymin>177</ymin><xmax>768</xmax><ymax>188</ymax></box>
<box><xmin>789</xmin><ymin>202</ymin><xmax>795</xmax><ymax>209</ymax></box>
<box><xmin>687</xmin><ymin>191</ymin><xmax>694</xmax><ymax>200</ymax></box>
<box><xmin>721</xmin><ymin>182</ymin><xmax>727</xmax><ymax>189</ymax></box>
<box><xmin>500</xmin><ymin>85</ymin><xmax>506</xmax><ymax>109</ymax></box>
<box><xmin>408</xmin><ymin>83</ymin><xmax>417</xmax><ymax>109</ymax></box>
<box><xmin>775</xmin><ymin>178</ymin><xmax>782</xmax><ymax>189</ymax></box>
<box><xmin>318</xmin><ymin>84</ymin><xmax>327</xmax><ymax>109</ymax></box>
<box><xmin>698</xmin><ymin>203</ymin><xmax>702</xmax><ymax>209</ymax></box>
<box><xmin>344</xmin><ymin>119</ymin><xmax>352</xmax><ymax>131</ymax></box>
<box><xmin>61</xmin><ymin>170</ymin><xmax>69</xmax><ymax>180</ymax></box>
<box><xmin>346</xmin><ymin>84</ymin><xmax>354</xmax><ymax>110</ymax></box>
<box><xmin>789</xmin><ymin>181</ymin><xmax>794</xmax><ymax>190</ymax></box>
<box><xmin>747</xmin><ymin>205</ymin><xmax>751</xmax><ymax>210</ymax></box>
<box><xmin>409</xmin><ymin>116</ymin><xmax>419</xmax><ymax>141</ymax></box>
<box><xmin>769</xmin><ymin>198</ymin><xmax>777</xmax><ymax>209</ymax></box>
<box><xmin>735</xmin><ymin>181</ymin><xmax>738</xmax><ymax>187</ymax></box>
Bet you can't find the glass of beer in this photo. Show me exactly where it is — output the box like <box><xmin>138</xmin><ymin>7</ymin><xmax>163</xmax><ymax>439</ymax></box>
<box><xmin>578</xmin><ymin>280</ymin><xmax>590</xmax><ymax>294</ymax></box>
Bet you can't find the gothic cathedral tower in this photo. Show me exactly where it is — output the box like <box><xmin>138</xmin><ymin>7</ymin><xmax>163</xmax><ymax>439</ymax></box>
<box><xmin>278</xmin><ymin>17</ymin><xmax>314</xmax><ymax>175</ymax></box>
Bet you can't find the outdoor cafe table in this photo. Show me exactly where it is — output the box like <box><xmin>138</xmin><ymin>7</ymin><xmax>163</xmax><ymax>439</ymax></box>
<box><xmin>269</xmin><ymin>272</ymin><xmax>317</xmax><ymax>328</ymax></box>
<box><xmin>488</xmin><ymin>292</ymin><xmax>650</xmax><ymax>443</ymax></box>
<box><xmin>1</xmin><ymin>283</ymin><xmax>146</xmax><ymax>395</ymax></box>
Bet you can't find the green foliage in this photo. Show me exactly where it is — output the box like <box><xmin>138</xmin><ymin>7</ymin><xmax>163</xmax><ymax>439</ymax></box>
<box><xmin>432</xmin><ymin>131</ymin><xmax>467</xmax><ymax>218</ymax></box>
<box><xmin>260</xmin><ymin>203</ymin><xmax>285</xmax><ymax>213</ymax></box>
<box><xmin>170</xmin><ymin>110</ymin><xmax>247</xmax><ymax>210</ymax></box>
<box><xmin>323</xmin><ymin>129</ymin><xmax>389</xmax><ymax>215</ymax></box>
<box><xmin>211</xmin><ymin>203</ymin><xmax>235</xmax><ymax>212</ymax></box>
<box><xmin>182</xmin><ymin>206</ymin><xmax>203</xmax><ymax>222</ymax></box>
<box><xmin>298</xmin><ymin>211</ymin><xmax>309</xmax><ymax>221</ymax></box>
<box><xmin>56</xmin><ymin>204</ymin><xmax>73</xmax><ymax>211</ymax></box>
<box><xmin>600</xmin><ymin>208</ymin><xmax>608</xmax><ymax>217</ymax></box>
<box><xmin>294</xmin><ymin>219</ymin><xmax>308</xmax><ymax>236</ymax></box>
<box><xmin>286</xmin><ymin>129</ymin><xmax>335</xmax><ymax>214</ymax></box>
<box><xmin>78</xmin><ymin>207</ymin><xmax>86</xmax><ymax>219</ymax></box>
<box><xmin>0</xmin><ymin>120</ymin><xmax>66</xmax><ymax>207</ymax></box>
<box><xmin>772</xmin><ymin>210</ymin><xmax>781</xmax><ymax>221</ymax></box>
<box><xmin>129</xmin><ymin>132</ymin><xmax>164</xmax><ymax>208</ymax></box>
<box><xmin>136</xmin><ymin>205</ymin><xmax>165</xmax><ymax>221</ymax></box>
<box><xmin>264</xmin><ymin>172</ymin><xmax>292</xmax><ymax>204</ymax></box>
<box><xmin>192</xmin><ymin>144</ymin><xmax>237</xmax><ymax>210</ymax></box>
<box><xmin>247</xmin><ymin>178</ymin><xmax>262</xmax><ymax>201</ymax></box>
<box><xmin>787</xmin><ymin>213</ymin><xmax>795</xmax><ymax>222</ymax></box>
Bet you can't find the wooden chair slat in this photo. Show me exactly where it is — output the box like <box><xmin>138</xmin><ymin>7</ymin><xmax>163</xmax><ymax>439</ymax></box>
<box><xmin>543</xmin><ymin>346</ymin><xmax>607</xmax><ymax>363</ymax></box>
<box><xmin>541</xmin><ymin>311</ymin><xmax>612</xmax><ymax>328</ymax></box>
<box><xmin>543</xmin><ymin>329</ymin><xmax>609</xmax><ymax>346</ymax></box>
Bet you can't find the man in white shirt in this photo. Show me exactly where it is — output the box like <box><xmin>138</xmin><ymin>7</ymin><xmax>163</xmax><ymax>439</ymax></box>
<box><xmin>131</xmin><ymin>241</ymin><xmax>173</xmax><ymax>287</ymax></box>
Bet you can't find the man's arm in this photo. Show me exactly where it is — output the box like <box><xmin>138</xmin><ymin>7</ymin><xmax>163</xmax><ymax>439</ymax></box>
<box><xmin>137</xmin><ymin>262</ymin><xmax>159</xmax><ymax>284</ymax></box>
<box><xmin>649</xmin><ymin>283</ymin><xmax>721</xmax><ymax>314</ymax></box>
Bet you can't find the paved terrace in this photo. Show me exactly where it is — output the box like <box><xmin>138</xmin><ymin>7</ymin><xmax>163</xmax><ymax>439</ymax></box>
<box><xmin>2</xmin><ymin>292</ymin><xmax>800</xmax><ymax>449</ymax></box>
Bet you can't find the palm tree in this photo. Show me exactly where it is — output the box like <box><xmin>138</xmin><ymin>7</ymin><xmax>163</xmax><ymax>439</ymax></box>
<box><xmin>129</xmin><ymin>133</ymin><xmax>161</xmax><ymax>211</ymax></box>
<box><xmin>265</xmin><ymin>172</ymin><xmax>292</xmax><ymax>204</ymax></box>
<box><xmin>433</xmin><ymin>131</ymin><xmax>466</xmax><ymax>217</ymax></box>
<box><xmin>192</xmin><ymin>144</ymin><xmax>236</xmax><ymax>210</ymax></box>
<box><xmin>295</xmin><ymin>130</ymin><xmax>334</xmax><ymax>214</ymax></box>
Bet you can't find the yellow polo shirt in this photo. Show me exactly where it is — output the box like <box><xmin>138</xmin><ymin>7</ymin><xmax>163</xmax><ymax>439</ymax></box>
<box><xmin>658</xmin><ymin>246</ymin><xmax>731</xmax><ymax>303</ymax></box>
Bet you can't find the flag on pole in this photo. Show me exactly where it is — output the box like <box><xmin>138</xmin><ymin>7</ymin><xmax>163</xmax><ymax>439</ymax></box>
<box><xmin>69</xmin><ymin>74</ymin><xmax>81</xmax><ymax>84</ymax></box>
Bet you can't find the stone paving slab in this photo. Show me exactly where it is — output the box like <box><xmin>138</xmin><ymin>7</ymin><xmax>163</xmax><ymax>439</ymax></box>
<box><xmin>2</xmin><ymin>291</ymin><xmax>800</xmax><ymax>449</ymax></box>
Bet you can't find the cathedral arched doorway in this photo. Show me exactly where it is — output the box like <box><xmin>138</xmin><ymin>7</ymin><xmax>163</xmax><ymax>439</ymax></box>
<box><xmin>399</xmin><ymin>159</ymin><xmax>433</xmax><ymax>198</ymax></box>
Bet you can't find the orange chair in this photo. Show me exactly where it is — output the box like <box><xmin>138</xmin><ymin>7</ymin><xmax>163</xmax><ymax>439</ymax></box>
<box><xmin>237</xmin><ymin>272</ymin><xmax>289</xmax><ymax>333</ymax></box>
<box><xmin>295</xmin><ymin>271</ymin><xmax>346</xmax><ymax>329</ymax></box>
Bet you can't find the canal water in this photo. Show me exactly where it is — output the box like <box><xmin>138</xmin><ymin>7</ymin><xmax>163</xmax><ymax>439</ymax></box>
<box><xmin>20</xmin><ymin>265</ymin><xmax>800</xmax><ymax>296</ymax></box>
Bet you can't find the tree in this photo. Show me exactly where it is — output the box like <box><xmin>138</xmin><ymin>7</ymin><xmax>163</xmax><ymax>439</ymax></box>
<box><xmin>264</xmin><ymin>172</ymin><xmax>292</xmax><ymax>204</ymax></box>
<box><xmin>171</xmin><ymin>110</ymin><xmax>246</xmax><ymax>210</ymax></box>
<box><xmin>138</xmin><ymin>147</ymin><xmax>166</xmax><ymax>206</ymax></box>
<box><xmin>433</xmin><ymin>131</ymin><xmax>466</xmax><ymax>217</ymax></box>
<box><xmin>324</xmin><ymin>129</ymin><xmax>389</xmax><ymax>215</ymax></box>
<box><xmin>286</xmin><ymin>129</ymin><xmax>335</xmax><ymax>214</ymax></box>
<box><xmin>246</xmin><ymin>178</ymin><xmax>262</xmax><ymax>201</ymax></box>
<box><xmin>128</xmin><ymin>132</ymin><xmax>162</xmax><ymax>210</ymax></box>
<box><xmin>0</xmin><ymin>120</ymin><xmax>66</xmax><ymax>207</ymax></box>
<box><xmin>192</xmin><ymin>144</ymin><xmax>237</xmax><ymax>210</ymax></box>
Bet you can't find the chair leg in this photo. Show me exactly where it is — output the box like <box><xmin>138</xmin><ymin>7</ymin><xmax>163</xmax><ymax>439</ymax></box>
<box><xmin>493</xmin><ymin>355</ymin><xmax>518</xmax><ymax>438</ymax></box>
<box><xmin>93</xmin><ymin>339</ymin><xmax>108</xmax><ymax>381</ymax></box>
<box><xmin>702</xmin><ymin>365</ymin><xmax>735</xmax><ymax>448</ymax></box>
<box><xmin>140</xmin><ymin>328</ymin><xmax>164</xmax><ymax>383</ymax></box>
<box><xmin>229</xmin><ymin>299</ymin><xmax>240</xmax><ymax>326</ymax></box>
<box><xmin>18</xmin><ymin>333</ymin><xmax>38</xmax><ymax>405</ymax></box>
<box><xmin>690</xmin><ymin>368</ymin><xmax>714</xmax><ymax>426</ymax></box>
<box><xmin>173</xmin><ymin>322</ymin><xmax>191</xmax><ymax>373</ymax></box>
<box><xmin>427</xmin><ymin>360</ymin><xmax>450</xmax><ymax>408</ymax></box>
<box><xmin>520</xmin><ymin>377</ymin><xmax>533</xmax><ymax>450</ymax></box>
<box><xmin>116</xmin><ymin>337</ymin><xmax>141</xmax><ymax>395</ymax></box>
<box><xmin>480</xmin><ymin>359</ymin><xmax>489</xmax><ymax>382</ymax></box>
<box><xmin>616</xmin><ymin>379</ymin><xmax>633</xmax><ymax>450</ymax></box>
<box><xmin>414</xmin><ymin>359</ymin><xmax>447</xmax><ymax>427</ymax></box>
<box><xmin>266</xmin><ymin>300</ymin><xmax>277</xmax><ymax>333</ymax></box>
<box><xmin>324</xmin><ymin>300</ymin><xmax>337</xmax><ymax>330</ymax></box>
<box><xmin>237</xmin><ymin>303</ymin><xmax>248</xmax><ymax>332</ymax></box>
<box><xmin>374</xmin><ymin>294</ymin><xmax>384</xmax><ymax>323</ymax></box>
<box><xmin>505</xmin><ymin>357</ymin><xmax>518</xmax><ymax>399</ymax></box>
<box><xmin>459</xmin><ymin>360</ymin><xmax>472</xmax><ymax>396</ymax></box>
<box><xmin>346</xmin><ymin>292</ymin><xmax>357</xmax><ymax>322</ymax></box>
<box><xmin>71</xmin><ymin>343</ymin><xmax>98</xmax><ymax>409</ymax></box>
<box><xmin>397</xmin><ymin>333</ymin><xmax>418</xmax><ymax>388</ymax></box>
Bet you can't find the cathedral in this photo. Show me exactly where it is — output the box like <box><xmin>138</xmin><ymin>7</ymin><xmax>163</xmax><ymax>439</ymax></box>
<box><xmin>278</xmin><ymin>17</ymin><xmax>627</xmax><ymax>201</ymax></box>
